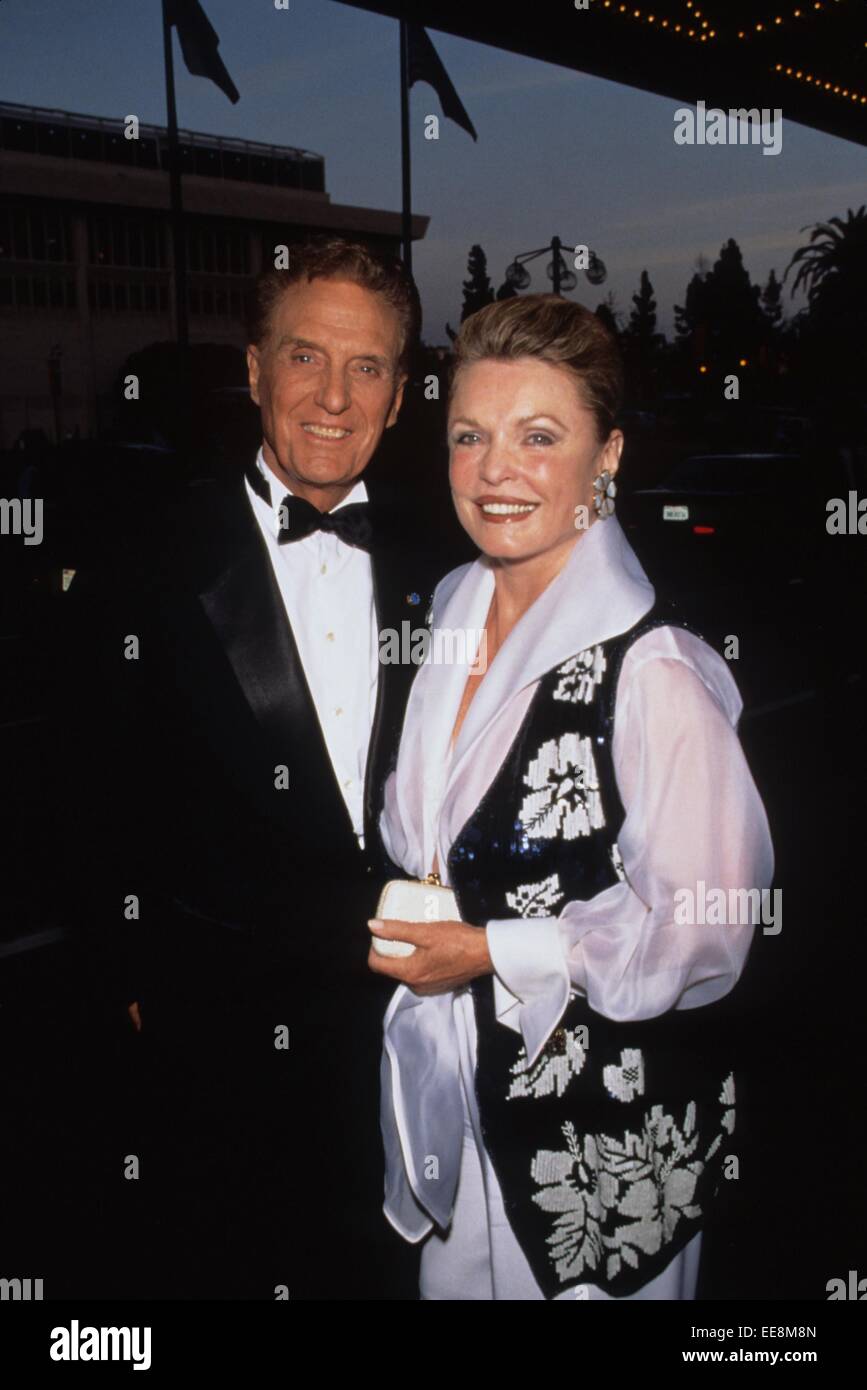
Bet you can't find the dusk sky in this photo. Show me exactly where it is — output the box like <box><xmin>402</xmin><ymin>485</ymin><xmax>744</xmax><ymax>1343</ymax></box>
<box><xmin>3</xmin><ymin>0</ymin><xmax>865</xmax><ymax>342</ymax></box>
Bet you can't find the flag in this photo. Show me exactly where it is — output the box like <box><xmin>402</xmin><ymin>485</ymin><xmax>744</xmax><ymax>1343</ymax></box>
<box><xmin>168</xmin><ymin>0</ymin><xmax>240</xmax><ymax>105</ymax></box>
<box><xmin>406</xmin><ymin>24</ymin><xmax>476</xmax><ymax>141</ymax></box>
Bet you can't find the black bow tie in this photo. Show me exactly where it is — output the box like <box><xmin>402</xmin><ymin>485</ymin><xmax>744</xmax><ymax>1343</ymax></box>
<box><xmin>277</xmin><ymin>494</ymin><xmax>373</xmax><ymax>550</ymax></box>
<box><xmin>245</xmin><ymin>459</ymin><xmax>374</xmax><ymax>552</ymax></box>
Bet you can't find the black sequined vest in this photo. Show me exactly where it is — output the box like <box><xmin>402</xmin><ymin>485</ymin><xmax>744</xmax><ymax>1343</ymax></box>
<box><xmin>446</xmin><ymin>600</ymin><xmax>737</xmax><ymax>1299</ymax></box>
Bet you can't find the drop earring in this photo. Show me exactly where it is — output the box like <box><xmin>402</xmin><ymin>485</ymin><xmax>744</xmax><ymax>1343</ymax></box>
<box><xmin>592</xmin><ymin>470</ymin><xmax>617</xmax><ymax>519</ymax></box>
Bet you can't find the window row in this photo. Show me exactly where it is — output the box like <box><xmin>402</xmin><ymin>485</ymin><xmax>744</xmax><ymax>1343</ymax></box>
<box><xmin>1</xmin><ymin>116</ymin><xmax>160</xmax><ymax>168</ymax></box>
<box><xmin>88</xmin><ymin>216</ymin><xmax>167</xmax><ymax>270</ymax></box>
<box><xmin>85</xmin><ymin>280</ymin><xmax>245</xmax><ymax>317</ymax></box>
<box><xmin>187</xmin><ymin>226</ymin><xmax>249</xmax><ymax>276</ymax></box>
<box><xmin>0</xmin><ymin>275</ymin><xmax>77</xmax><ymax>309</ymax></box>
<box><xmin>0</xmin><ymin>208</ymin><xmax>73</xmax><ymax>263</ymax></box>
<box><xmin>188</xmin><ymin>285</ymin><xmax>246</xmax><ymax>319</ymax></box>
<box><xmin>1</xmin><ymin>117</ymin><xmax>325</xmax><ymax>191</ymax></box>
<box><xmin>0</xmin><ymin>274</ymin><xmax>247</xmax><ymax>318</ymax></box>
<box><xmin>88</xmin><ymin>281</ymin><xmax>170</xmax><ymax>315</ymax></box>
<box><xmin>87</xmin><ymin>216</ymin><xmax>250</xmax><ymax>274</ymax></box>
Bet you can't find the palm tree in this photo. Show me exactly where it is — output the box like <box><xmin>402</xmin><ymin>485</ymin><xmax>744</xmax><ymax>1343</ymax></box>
<box><xmin>784</xmin><ymin>206</ymin><xmax>867</xmax><ymax>418</ymax></box>
<box><xmin>784</xmin><ymin>206</ymin><xmax>867</xmax><ymax>306</ymax></box>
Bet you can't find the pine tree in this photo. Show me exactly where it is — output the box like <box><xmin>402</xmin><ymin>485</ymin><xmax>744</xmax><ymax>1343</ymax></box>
<box><xmin>460</xmin><ymin>245</ymin><xmax>495</xmax><ymax>322</ymax></box>
<box><xmin>761</xmin><ymin>269</ymin><xmax>783</xmax><ymax>328</ymax></box>
<box><xmin>624</xmin><ymin>270</ymin><xmax>665</xmax><ymax>408</ymax></box>
<box><xmin>627</xmin><ymin>270</ymin><xmax>658</xmax><ymax>342</ymax></box>
<box><xmin>595</xmin><ymin>292</ymin><xmax>621</xmax><ymax>337</ymax></box>
<box><xmin>674</xmin><ymin>239</ymin><xmax>764</xmax><ymax>370</ymax></box>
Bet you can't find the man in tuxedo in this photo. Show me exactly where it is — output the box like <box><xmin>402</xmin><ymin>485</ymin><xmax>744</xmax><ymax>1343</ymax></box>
<box><xmin>65</xmin><ymin>237</ymin><xmax>445</xmax><ymax>1299</ymax></box>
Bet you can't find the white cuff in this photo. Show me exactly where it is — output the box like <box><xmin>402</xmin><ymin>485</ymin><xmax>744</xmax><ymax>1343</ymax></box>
<box><xmin>485</xmin><ymin>917</ymin><xmax>571</xmax><ymax>1066</ymax></box>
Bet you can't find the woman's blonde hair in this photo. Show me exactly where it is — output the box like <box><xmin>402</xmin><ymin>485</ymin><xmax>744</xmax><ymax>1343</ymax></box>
<box><xmin>450</xmin><ymin>294</ymin><xmax>624</xmax><ymax>444</ymax></box>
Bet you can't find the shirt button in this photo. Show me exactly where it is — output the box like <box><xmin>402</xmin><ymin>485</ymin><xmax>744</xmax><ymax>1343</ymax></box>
<box><xmin>335</xmin><ymin>707</ymin><xmax>343</xmax><ymax>717</ymax></box>
<box><xmin>574</xmin><ymin>1284</ymin><xmax>589</xmax><ymax>1300</ymax></box>
<box><xmin>326</xmin><ymin>631</ymin><xmax>335</xmax><ymax>642</ymax></box>
<box><xmin>343</xmin><ymin>778</ymin><xmax>353</xmax><ymax>789</ymax></box>
<box><xmin>321</xmin><ymin>563</ymin><xmax>327</xmax><ymax>575</ymax></box>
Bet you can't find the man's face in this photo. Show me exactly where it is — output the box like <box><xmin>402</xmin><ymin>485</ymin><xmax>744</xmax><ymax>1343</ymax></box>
<box><xmin>247</xmin><ymin>276</ymin><xmax>407</xmax><ymax>510</ymax></box>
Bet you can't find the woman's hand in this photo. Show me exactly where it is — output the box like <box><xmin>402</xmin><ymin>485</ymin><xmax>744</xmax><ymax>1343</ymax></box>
<box><xmin>367</xmin><ymin>918</ymin><xmax>493</xmax><ymax>995</ymax></box>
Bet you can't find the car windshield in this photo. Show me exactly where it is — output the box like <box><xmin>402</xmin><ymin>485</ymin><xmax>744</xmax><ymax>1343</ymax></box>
<box><xmin>661</xmin><ymin>456</ymin><xmax>802</xmax><ymax>494</ymax></box>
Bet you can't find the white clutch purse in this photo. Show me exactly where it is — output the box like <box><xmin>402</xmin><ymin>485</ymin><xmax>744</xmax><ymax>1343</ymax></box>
<box><xmin>371</xmin><ymin>873</ymin><xmax>460</xmax><ymax>957</ymax></box>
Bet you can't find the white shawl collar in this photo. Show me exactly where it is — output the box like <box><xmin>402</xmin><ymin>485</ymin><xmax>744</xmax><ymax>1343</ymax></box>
<box><xmin>443</xmin><ymin>515</ymin><xmax>654</xmax><ymax>777</ymax></box>
<box><xmin>392</xmin><ymin>516</ymin><xmax>656</xmax><ymax>878</ymax></box>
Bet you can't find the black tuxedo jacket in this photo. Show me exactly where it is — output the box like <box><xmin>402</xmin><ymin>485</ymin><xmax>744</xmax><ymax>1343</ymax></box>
<box><xmin>60</xmin><ymin>458</ymin><xmax>453</xmax><ymax>1296</ymax></box>
<box><xmin>64</xmin><ymin>461</ymin><xmax>446</xmax><ymax>1009</ymax></box>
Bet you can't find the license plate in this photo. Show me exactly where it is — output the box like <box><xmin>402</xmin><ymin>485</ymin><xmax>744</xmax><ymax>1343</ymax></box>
<box><xmin>663</xmin><ymin>505</ymin><xmax>689</xmax><ymax>521</ymax></box>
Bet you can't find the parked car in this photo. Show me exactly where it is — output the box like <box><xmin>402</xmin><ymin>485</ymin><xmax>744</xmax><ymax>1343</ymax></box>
<box><xmin>620</xmin><ymin>451</ymin><xmax>851</xmax><ymax>588</ymax></box>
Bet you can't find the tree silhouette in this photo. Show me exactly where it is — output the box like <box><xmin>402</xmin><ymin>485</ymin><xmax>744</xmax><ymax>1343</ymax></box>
<box><xmin>674</xmin><ymin>269</ymin><xmax>706</xmax><ymax>343</ymax></box>
<box><xmin>460</xmin><ymin>244</ymin><xmax>496</xmax><ymax>322</ymax></box>
<box><xmin>674</xmin><ymin>238</ymin><xmax>765</xmax><ymax>373</ymax></box>
<box><xmin>627</xmin><ymin>270</ymin><xmax>658</xmax><ymax>342</ymax></box>
<box><xmin>761</xmin><ymin>269</ymin><xmax>783</xmax><ymax>329</ymax></box>
<box><xmin>595</xmin><ymin>291</ymin><xmax>621</xmax><ymax>337</ymax></box>
<box><xmin>784</xmin><ymin>206</ymin><xmax>867</xmax><ymax>308</ymax></box>
<box><xmin>623</xmin><ymin>270</ymin><xmax>665</xmax><ymax>408</ymax></box>
<box><xmin>784</xmin><ymin>206</ymin><xmax>867</xmax><ymax>413</ymax></box>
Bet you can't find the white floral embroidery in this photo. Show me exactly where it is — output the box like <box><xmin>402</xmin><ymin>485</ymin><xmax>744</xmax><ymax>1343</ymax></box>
<box><xmin>530</xmin><ymin>1101</ymin><xmax>712</xmax><ymax>1285</ymax></box>
<box><xmin>519</xmin><ymin>733</ymin><xmax>604</xmax><ymax>840</ymax></box>
<box><xmin>603</xmin><ymin>1048</ymin><xmax>645</xmax><ymax>1103</ymax></box>
<box><xmin>505</xmin><ymin>873</ymin><xmax>565</xmax><ymax>918</ymax></box>
<box><xmin>508</xmin><ymin>1028</ymin><xmax>588</xmax><ymax>1101</ymax></box>
<box><xmin>720</xmin><ymin>1072</ymin><xmax>736</xmax><ymax>1135</ymax></box>
<box><xmin>609</xmin><ymin>842</ymin><xmax>626</xmax><ymax>882</ymax></box>
<box><xmin>553</xmin><ymin>646</ymin><xmax>607</xmax><ymax>705</ymax></box>
<box><xmin>704</xmin><ymin>1074</ymin><xmax>736</xmax><ymax>1161</ymax></box>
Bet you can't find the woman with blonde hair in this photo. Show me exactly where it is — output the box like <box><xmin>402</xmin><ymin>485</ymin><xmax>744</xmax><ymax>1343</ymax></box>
<box><xmin>368</xmin><ymin>295</ymin><xmax>773</xmax><ymax>1301</ymax></box>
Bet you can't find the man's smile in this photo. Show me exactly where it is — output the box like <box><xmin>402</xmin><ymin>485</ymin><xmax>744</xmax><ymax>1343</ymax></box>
<box><xmin>301</xmin><ymin>423</ymin><xmax>353</xmax><ymax>440</ymax></box>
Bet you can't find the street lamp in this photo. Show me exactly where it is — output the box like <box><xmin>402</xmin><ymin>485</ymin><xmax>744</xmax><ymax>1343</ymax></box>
<box><xmin>502</xmin><ymin>236</ymin><xmax>607</xmax><ymax>297</ymax></box>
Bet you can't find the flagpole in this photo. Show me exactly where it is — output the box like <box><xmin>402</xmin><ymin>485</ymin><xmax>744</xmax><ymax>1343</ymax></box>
<box><xmin>162</xmin><ymin>0</ymin><xmax>189</xmax><ymax>347</ymax></box>
<box><xmin>399</xmin><ymin>18</ymin><xmax>412</xmax><ymax>272</ymax></box>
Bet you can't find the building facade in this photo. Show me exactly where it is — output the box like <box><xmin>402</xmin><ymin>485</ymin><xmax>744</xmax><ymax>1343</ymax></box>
<box><xmin>0</xmin><ymin>101</ymin><xmax>428</xmax><ymax>445</ymax></box>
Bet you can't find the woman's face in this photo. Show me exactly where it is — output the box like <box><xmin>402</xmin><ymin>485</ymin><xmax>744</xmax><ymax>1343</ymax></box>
<box><xmin>448</xmin><ymin>357</ymin><xmax>623</xmax><ymax>566</ymax></box>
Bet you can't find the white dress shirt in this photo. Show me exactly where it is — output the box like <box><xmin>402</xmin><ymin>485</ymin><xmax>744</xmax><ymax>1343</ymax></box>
<box><xmin>378</xmin><ymin>514</ymin><xmax>774</xmax><ymax>1299</ymax></box>
<box><xmin>244</xmin><ymin>448</ymin><xmax>379</xmax><ymax>846</ymax></box>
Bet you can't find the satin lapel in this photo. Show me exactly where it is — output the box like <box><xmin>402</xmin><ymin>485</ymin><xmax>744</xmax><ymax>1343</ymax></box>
<box><xmin>194</xmin><ymin>471</ymin><xmax>359</xmax><ymax>848</ymax></box>
<box><xmin>364</xmin><ymin>531</ymin><xmax>417</xmax><ymax>846</ymax></box>
<box><xmin>197</xmin><ymin>542</ymin><xmax>303</xmax><ymax>758</ymax></box>
<box><xmin>362</xmin><ymin>487</ymin><xmax>446</xmax><ymax>850</ymax></box>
